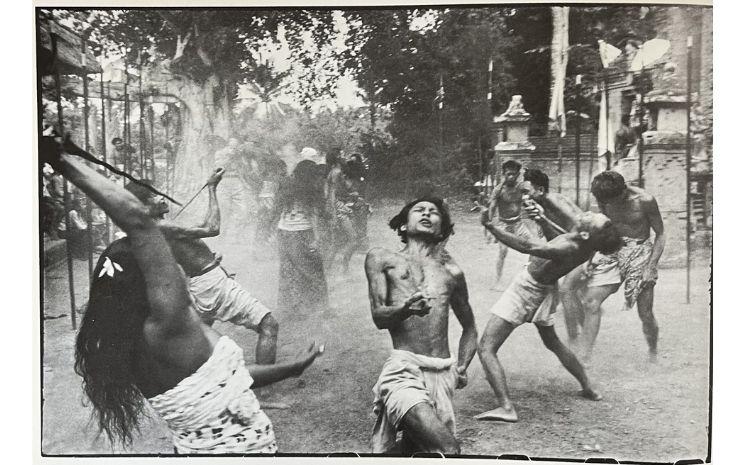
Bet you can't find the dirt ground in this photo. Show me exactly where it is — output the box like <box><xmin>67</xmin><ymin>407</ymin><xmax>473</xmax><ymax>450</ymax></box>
<box><xmin>40</xmin><ymin>203</ymin><xmax>711</xmax><ymax>462</ymax></box>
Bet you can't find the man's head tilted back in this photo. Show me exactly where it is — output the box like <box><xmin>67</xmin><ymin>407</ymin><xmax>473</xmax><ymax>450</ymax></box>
<box><xmin>388</xmin><ymin>196</ymin><xmax>455</xmax><ymax>244</ymax></box>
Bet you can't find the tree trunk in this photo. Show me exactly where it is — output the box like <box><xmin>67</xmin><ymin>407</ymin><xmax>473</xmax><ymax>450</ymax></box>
<box><xmin>167</xmin><ymin>72</ymin><xmax>232</xmax><ymax>220</ymax></box>
<box><xmin>170</xmin><ymin>74</ymin><xmax>231</xmax><ymax>194</ymax></box>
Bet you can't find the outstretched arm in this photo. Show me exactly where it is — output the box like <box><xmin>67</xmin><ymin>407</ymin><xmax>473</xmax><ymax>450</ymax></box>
<box><xmin>479</xmin><ymin>204</ymin><xmax>572</xmax><ymax>260</ymax></box>
<box><xmin>449</xmin><ymin>267</ymin><xmax>478</xmax><ymax>389</ymax></box>
<box><xmin>642</xmin><ymin>195</ymin><xmax>666</xmax><ymax>283</ymax></box>
<box><xmin>365</xmin><ymin>249</ymin><xmax>430</xmax><ymax>330</ymax></box>
<box><xmin>248</xmin><ymin>342</ymin><xmax>323</xmax><ymax>388</ymax></box>
<box><xmin>159</xmin><ymin>168</ymin><xmax>224</xmax><ymax>239</ymax></box>
<box><xmin>53</xmin><ymin>150</ymin><xmax>193</xmax><ymax>333</ymax></box>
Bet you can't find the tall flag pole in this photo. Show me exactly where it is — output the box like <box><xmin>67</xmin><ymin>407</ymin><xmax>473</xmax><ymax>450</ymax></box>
<box><xmin>574</xmin><ymin>74</ymin><xmax>582</xmax><ymax>207</ymax></box>
<box><xmin>438</xmin><ymin>74</ymin><xmax>444</xmax><ymax>174</ymax></box>
<box><xmin>597</xmin><ymin>40</ymin><xmax>622</xmax><ymax>171</ymax></box>
<box><xmin>486</xmin><ymin>58</ymin><xmax>494</xmax><ymax>193</ymax></box>
<box><xmin>548</xmin><ymin>6</ymin><xmax>569</xmax><ymax>137</ymax></box>
<box><xmin>487</xmin><ymin>58</ymin><xmax>494</xmax><ymax>103</ymax></box>
<box><xmin>685</xmin><ymin>35</ymin><xmax>693</xmax><ymax>304</ymax></box>
<box><xmin>436</xmin><ymin>73</ymin><xmax>444</xmax><ymax>137</ymax></box>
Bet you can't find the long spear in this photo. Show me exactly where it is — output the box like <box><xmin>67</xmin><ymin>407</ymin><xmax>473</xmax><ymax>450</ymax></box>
<box><xmin>44</xmin><ymin>134</ymin><xmax>182</xmax><ymax>205</ymax></box>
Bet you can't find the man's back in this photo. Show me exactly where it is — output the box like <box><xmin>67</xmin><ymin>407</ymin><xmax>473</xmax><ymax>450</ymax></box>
<box><xmin>525</xmin><ymin>234</ymin><xmax>590</xmax><ymax>285</ymax></box>
<box><xmin>162</xmin><ymin>231</ymin><xmax>218</xmax><ymax>277</ymax></box>
<box><xmin>542</xmin><ymin>192</ymin><xmax>583</xmax><ymax>232</ymax></box>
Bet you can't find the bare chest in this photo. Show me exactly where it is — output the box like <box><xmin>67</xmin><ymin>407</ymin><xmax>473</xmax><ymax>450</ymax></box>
<box><xmin>603</xmin><ymin>201</ymin><xmax>649</xmax><ymax>236</ymax></box>
<box><xmin>498</xmin><ymin>186</ymin><xmax>522</xmax><ymax>203</ymax></box>
<box><xmin>385</xmin><ymin>258</ymin><xmax>453</xmax><ymax>301</ymax></box>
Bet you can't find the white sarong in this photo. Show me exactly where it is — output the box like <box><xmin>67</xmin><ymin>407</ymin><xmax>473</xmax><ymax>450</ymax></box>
<box><xmin>148</xmin><ymin>336</ymin><xmax>277</xmax><ymax>454</ymax></box>
<box><xmin>490</xmin><ymin>267</ymin><xmax>557</xmax><ymax>326</ymax></box>
<box><xmin>371</xmin><ymin>349</ymin><xmax>457</xmax><ymax>453</ymax></box>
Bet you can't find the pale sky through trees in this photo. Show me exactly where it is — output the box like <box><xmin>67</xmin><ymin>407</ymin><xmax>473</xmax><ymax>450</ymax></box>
<box><xmin>236</xmin><ymin>8</ymin><xmax>441</xmax><ymax>114</ymax></box>
<box><xmin>56</xmin><ymin>8</ymin><xmax>448</xmax><ymax>115</ymax></box>
<box><xmin>237</xmin><ymin>10</ymin><xmax>365</xmax><ymax>114</ymax></box>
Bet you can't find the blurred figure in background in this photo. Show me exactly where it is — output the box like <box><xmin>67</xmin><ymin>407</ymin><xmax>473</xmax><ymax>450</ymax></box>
<box><xmin>274</xmin><ymin>160</ymin><xmax>328</xmax><ymax>314</ymax></box>
<box><xmin>58</xmin><ymin>195</ymin><xmax>90</xmax><ymax>260</ymax></box>
<box><xmin>255</xmin><ymin>156</ymin><xmax>287</xmax><ymax>245</ymax></box>
<box><xmin>214</xmin><ymin>137</ymin><xmax>251</xmax><ymax>241</ymax></box>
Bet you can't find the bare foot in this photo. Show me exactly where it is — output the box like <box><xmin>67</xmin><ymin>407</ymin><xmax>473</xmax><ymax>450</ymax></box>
<box><xmin>580</xmin><ymin>388</ymin><xmax>603</xmax><ymax>401</ymax></box>
<box><xmin>474</xmin><ymin>406</ymin><xmax>518</xmax><ymax>422</ymax></box>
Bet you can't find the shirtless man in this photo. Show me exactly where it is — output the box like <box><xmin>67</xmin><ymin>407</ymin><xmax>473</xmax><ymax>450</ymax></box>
<box><xmin>518</xmin><ymin>169</ymin><xmax>588</xmax><ymax>342</ymax></box>
<box><xmin>575</xmin><ymin>171</ymin><xmax>665</xmax><ymax>363</ymax></box>
<box><xmin>124</xmin><ymin>169</ymin><xmax>279</xmax><ymax>364</ymax></box>
<box><xmin>474</xmin><ymin>203</ymin><xmax>621</xmax><ymax>422</ymax></box>
<box><xmin>365</xmin><ymin>197</ymin><xmax>478</xmax><ymax>455</ymax></box>
<box><xmin>488</xmin><ymin>160</ymin><xmax>541</xmax><ymax>286</ymax></box>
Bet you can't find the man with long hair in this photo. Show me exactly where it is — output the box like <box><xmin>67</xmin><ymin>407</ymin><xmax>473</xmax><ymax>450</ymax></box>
<box><xmin>365</xmin><ymin>197</ymin><xmax>478</xmax><ymax>455</ymax></box>
<box><xmin>41</xmin><ymin>136</ymin><xmax>322</xmax><ymax>452</ymax></box>
<box><xmin>474</xmin><ymin>203</ymin><xmax>620</xmax><ymax>422</ymax></box>
<box><xmin>124</xmin><ymin>170</ymin><xmax>280</xmax><ymax>365</ymax></box>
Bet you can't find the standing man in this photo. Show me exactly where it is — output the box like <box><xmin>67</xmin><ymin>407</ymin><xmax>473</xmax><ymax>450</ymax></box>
<box><xmin>577</xmin><ymin>171</ymin><xmax>665</xmax><ymax>363</ymax></box>
<box><xmin>488</xmin><ymin>160</ymin><xmax>541</xmax><ymax>286</ymax></box>
<box><xmin>365</xmin><ymin>197</ymin><xmax>478</xmax><ymax>454</ymax></box>
<box><xmin>124</xmin><ymin>169</ymin><xmax>279</xmax><ymax>365</ymax></box>
<box><xmin>475</xmin><ymin>204</ymin><xmax>620</xmax><ymax>422</ymax></box>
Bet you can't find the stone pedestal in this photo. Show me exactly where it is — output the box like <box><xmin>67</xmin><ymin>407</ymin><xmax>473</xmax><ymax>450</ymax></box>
<box><xmin>491</xmin><ymin>95</ymin><xmax>535</xmax><ymax>171</ymax></box>
<box><xmin>640</xmin><ymin>91</ymin><xmax>689</xmax><ymax>267</ymax></box>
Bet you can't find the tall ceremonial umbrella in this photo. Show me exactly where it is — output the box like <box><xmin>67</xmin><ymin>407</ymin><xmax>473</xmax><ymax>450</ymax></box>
<box><xmin>629</xmin><ymin>38</ymin><xmax>671</xmax><ymax>72</ymax></box>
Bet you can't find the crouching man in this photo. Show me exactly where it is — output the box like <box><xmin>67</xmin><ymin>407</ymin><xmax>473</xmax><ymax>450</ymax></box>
<box><xmin>475</xmin><ymin>203</ymin><xmax>622</xmax><ymax>422</ymax></box>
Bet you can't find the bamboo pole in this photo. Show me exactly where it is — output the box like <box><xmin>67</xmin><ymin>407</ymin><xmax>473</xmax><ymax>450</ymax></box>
<box><xmin>52</xmin><ymin>33</ymin><xmax>77</xmax><ymax>330</ymax></box>
<box><xmin>100</xmin><ymin>72</ymin><xmax>110</xmax><ymax>246</ymax></box>
<box><xmin>81</xmin><ymin>39</ymin><xmax>93</xmax><ymax>282</ymax></box>
<box><xmin>685</xmin><ymin>36</ymin><xmax>693</xmax><ymax>304</ymax></box>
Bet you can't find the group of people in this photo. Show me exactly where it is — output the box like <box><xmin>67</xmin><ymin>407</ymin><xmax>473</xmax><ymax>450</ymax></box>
<box><xmin>42</xmin><ymin>161</ymin><xmax>108</xmax><ymax>258</ymax></box>
<box><xmin>487</xmin><ymin>160</ymin><xmax>664</xmax><ymax>365</ymax></box>
<box><xmin>364</xmin><ymin>161</ymin><xmax>663</xmax><ymax>453</ymax></box>
<box><xmin>41</xmin><ymin>132</ymin><xmax>664</xmax><ymax>455</ymax></box>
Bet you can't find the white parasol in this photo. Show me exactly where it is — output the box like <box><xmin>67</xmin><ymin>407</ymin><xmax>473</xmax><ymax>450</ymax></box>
<box><xmin>629</xmin><ymin>38</ymin><xmax>671</xmax><ymax>72</ymax></box>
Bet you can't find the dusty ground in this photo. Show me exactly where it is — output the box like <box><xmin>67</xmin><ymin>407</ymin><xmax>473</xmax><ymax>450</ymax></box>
<box><xmin>41</xmin><ymin>204</ymin><xmax>711</xmax><ymax>462</ymax></box>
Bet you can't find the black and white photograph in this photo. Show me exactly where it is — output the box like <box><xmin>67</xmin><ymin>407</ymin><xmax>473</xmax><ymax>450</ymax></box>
<box><xmin>35</xmin><ymin>1</ymin><xmax>714</xmax><ymax>462</ymax></box>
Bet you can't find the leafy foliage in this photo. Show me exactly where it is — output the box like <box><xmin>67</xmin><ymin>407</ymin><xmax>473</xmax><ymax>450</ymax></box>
<box><xmin>340</xmin><ymin>8</ymin><xmax>518</xmax><ymax>195</ymax></box>
<box><xmin>43</xmin><ymin>8</ymin><xmax>342</xmax><ymax>103</ymax></box>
